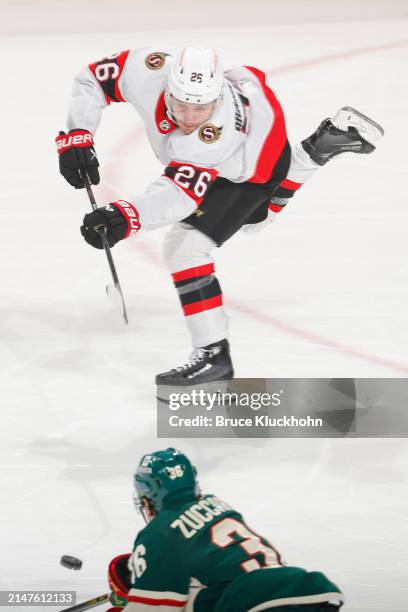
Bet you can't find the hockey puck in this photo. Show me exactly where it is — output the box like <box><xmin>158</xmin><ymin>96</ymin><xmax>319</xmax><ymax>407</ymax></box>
<box><xmin>60</xmin><ymin>555</ymin><xmax>83</xmax><ymax>570</ymax></box>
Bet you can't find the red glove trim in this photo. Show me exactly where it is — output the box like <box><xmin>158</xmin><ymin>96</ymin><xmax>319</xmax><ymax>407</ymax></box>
<box><xmin>55</xmin><ymin>130</ymin><xmax>94</xmax><ymax>154</ymax></box>
<box><xmin>108</xmin><ymin>553</ymin><xmax>131</xmax><ymax>600</ymax></box>
<box><xmin>112</xmin><ymin>200</ymin><xmax>141</xmax><ymax>238</ymax></box>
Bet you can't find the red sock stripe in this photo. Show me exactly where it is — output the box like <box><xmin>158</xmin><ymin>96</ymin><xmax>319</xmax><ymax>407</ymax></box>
<box><xmin>172</xmin><ymin>263</ymin><xmax>215</xmax><ymax>283</ymax></box>
<box><xmin>182</xmin><ymin>294</ymin><xmax>223</xmax><ymax>316</ymax></box>
<box><xmin>268</xmin><ymin>202</ymin><xmax>285</xmax><ymax>213</ymax></box>
<box><xmin>280</xmin><ymin>178</ymin><xmax>303</xmax><ymax>190</ymax></box>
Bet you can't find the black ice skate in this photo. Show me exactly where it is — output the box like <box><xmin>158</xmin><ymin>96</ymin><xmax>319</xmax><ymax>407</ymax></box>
<box><xmin>156</xmin><ymin>339</ymin><xmax>234</xmax><ymax>386</ymax></box>
<box><xmin>302</xmin><ymin>106</ymin><xmax>384</xmax><ymax>166</ymax></box>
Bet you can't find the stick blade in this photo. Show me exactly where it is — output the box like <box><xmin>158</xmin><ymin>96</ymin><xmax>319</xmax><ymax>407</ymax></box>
<box><xmin>106</xmin><ymin>283</ymin><xmax>129</xmax><ymax>324</ymax></box>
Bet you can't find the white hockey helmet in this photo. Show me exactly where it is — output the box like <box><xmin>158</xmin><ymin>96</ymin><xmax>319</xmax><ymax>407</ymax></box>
<box><xmin>167</xmin><ymin>46</ymin><xmax>224</xmax><ymax>105</ymax></box>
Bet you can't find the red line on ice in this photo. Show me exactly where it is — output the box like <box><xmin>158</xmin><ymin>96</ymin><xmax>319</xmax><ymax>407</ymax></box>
<box><xmin>228</xmin><ymin>300</ymin><xmax>408</xmax><ymax>375</ymax></box>
<box><xmin>266</xmin><ymin>39</ymin><xmax>408</xmax><ymax>75</ymax></box>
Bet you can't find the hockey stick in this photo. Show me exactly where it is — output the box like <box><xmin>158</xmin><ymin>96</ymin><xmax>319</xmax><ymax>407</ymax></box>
<box><xmin>81</xmin><ymin>171</ymin><xmax>129</xmax><ymax>324</ymax></box>
<box><xmin>59</xmin><ymin>592</ymin><xmax>109</xmax><ymax>612</ymax></box>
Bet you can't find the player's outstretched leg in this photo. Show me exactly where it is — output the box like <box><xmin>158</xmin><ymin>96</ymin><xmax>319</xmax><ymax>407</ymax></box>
<box><xmin>302</xmin><ymin>106</ymin><xmax>384</xmax><ymax>166</ymax></box>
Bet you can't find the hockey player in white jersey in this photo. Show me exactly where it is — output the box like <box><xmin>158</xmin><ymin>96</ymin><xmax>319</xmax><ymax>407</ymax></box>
<box><xmin>56</xmin><ymin>47</ymin><xmax>383</xmax><ymax>385</ymax></box>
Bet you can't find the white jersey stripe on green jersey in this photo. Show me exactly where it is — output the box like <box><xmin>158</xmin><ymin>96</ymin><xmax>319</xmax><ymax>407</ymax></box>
<box><xmin>248</xmin><ymin>591</ymin><xmax>345</xmax><ymax>611</ymax></box>
<box><xmin>126</xmin><ymin>603</ymin><xmax>186</xmax><ymax>611</ymax></box>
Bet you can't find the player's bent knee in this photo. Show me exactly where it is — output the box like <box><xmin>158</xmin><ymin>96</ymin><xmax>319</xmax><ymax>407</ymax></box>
<box><xmin>162</xmin><ymin>223</ymin><xmax>215</xmax><ymax>272</ymax></box>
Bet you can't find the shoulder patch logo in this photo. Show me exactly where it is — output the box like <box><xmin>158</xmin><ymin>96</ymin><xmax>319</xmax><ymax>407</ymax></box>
<box><xmin>198</xmin><ymin>123</ymin><xmax>222</xmax><ymax>144</ymax></box>
<box><xmin>159</xmin><ymin>119</ymin><xmax>171</xmax><ymax>131</ymax></box>
<box><xmin>145</xmin><ymin>52</ymin><xmax>168</xmax><ymax>70</ymax></box>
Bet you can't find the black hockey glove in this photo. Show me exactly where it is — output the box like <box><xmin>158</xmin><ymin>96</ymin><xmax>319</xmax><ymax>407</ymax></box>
<box><xmin>56</xmin><ymin>129</ymin><xmax>100</xmax><ymax>189</ymax></box>
<box><xmin>80</xmin><ymin>201</ymin><xmax>141</xmax><ymax>249</ymax></box>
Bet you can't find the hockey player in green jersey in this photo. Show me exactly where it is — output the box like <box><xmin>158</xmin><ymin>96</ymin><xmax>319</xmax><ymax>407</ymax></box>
<box><xmin>107</xmin><ymin>448</ymin><xmax>344</xmax><ymax>611</ymax></box>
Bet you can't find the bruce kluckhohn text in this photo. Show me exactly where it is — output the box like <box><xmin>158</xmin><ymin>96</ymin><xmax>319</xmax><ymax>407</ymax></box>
<box><xmin>168</xmin><ymin>415</ymin><xmax>324</xmax><ymax>428</ymax></box>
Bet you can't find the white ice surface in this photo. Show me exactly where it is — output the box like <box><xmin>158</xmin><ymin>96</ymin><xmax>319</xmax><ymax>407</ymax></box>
<box><xmin>1</xmin><ymin>14</ymin><xmax>408</xmax><ymax>612</ymax></box>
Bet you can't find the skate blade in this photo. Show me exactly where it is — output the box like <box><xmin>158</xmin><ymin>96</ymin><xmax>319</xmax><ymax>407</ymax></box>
<box><xmin>333</xmin><ymin>106</ymin><xmax>384</xmax><ymax>145</ymax></box>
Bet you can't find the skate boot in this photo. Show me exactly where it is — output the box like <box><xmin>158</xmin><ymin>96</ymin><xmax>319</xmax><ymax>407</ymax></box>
<box><xmin>156</xmin><ymin>339</ymin><xmax>234</xmax><ymax>386</ymax></box>
<box><xmin>302</xmin><ymin>106</ymin><xmax>384</xmax><ymax>166</ymax></box>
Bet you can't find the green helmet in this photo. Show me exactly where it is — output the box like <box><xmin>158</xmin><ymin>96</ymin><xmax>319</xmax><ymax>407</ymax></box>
<box><xmin>134</xmin><ymin>448</ymin><xmax>199</xmax><ymax>519</ymax></box>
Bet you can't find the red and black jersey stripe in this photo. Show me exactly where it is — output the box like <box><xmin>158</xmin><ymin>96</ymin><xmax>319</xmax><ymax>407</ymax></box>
<box><xmin>244</xmin><ymin>66</ymin><xmax>288</xmax><ymax>185</ymax></box>
<box><xmin>89</xmin><ymin>50</ymin><xmax>130</xmax><ymax>104</ymax></box>
<box><xmin>164</xmin><ymin>163</ymin><xmax>218</xmax><ymax>207</ymax></box>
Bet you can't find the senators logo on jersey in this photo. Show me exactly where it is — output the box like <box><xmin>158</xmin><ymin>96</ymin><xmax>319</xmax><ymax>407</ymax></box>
<box><xmin>145</xmin><ymin>52</ymin><xmax>169</xmax><ymax>70</ymax></box>
<box><xmin>198</xmin><ymin>124</ymin><xmax>223</xmax><ymax>144</ymax></box>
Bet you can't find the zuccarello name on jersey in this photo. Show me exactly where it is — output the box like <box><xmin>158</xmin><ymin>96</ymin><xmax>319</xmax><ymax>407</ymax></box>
<box><xmin>171</xmin><ymin>496</ymin><xmax>232</xmax><ymax>539</ymax></box>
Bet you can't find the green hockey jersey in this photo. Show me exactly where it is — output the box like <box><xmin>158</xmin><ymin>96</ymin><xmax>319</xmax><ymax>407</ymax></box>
<box><xmin>124</xmin><ymin>494</ymin><xmax>344</xmax><ymax>611</ymax></box>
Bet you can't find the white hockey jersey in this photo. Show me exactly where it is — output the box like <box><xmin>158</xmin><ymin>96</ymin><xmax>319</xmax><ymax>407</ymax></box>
<box><xmin>67</xmin><ymin>47</ymin><xmax>288</xmax><ymax>230</ymax></box>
